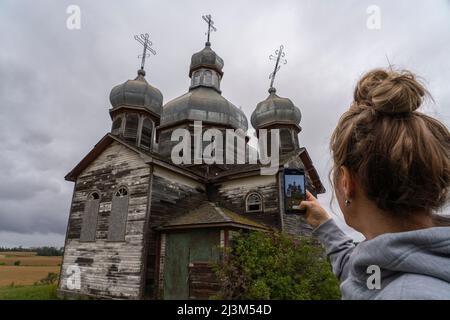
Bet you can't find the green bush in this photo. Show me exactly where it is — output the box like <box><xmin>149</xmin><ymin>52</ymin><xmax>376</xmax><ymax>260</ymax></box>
<box><xmin>13</xmin><ymin>260</ymin><xmax>21</xmax><ymax>266</ymax></box>
<box><xmin>34</xmin><ymin>272</ymin><xmax>59</xmax><ymax>286</ymax></box>
<box><xmin>214</xmin><ymin>231</ymin><xmax>341</xmax><ymax>300</ymax></box>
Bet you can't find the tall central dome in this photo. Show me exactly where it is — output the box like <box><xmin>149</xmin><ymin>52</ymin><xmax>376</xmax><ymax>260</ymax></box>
<box><xmin>159</xmin><ymin>42</ymin><xmax>248</xmax><ymax>131</ymax></box>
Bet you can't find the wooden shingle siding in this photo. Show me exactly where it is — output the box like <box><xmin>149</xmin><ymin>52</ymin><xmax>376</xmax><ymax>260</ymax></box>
<box><xmin>213</xmin><ymin>175</ymin><xmax>281</xmax><ymax>229</ymax></box>
<box><xmin>59</xmin><ymin>141</ymin><xmax>150</xmax><ymax>299</ymax></box>
<box><xmin>144</xmin><ymin>166</ymin><xmax>207</xmax><ymax>297</ymax></box>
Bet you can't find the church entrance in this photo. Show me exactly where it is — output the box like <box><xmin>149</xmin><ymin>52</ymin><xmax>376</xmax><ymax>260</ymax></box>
<box><xmin>163</xmin><ymin>229</ymin><xmax>221</xmax><ymax>299</ymax></box>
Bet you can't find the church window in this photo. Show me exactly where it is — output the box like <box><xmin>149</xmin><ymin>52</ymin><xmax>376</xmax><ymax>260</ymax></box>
<box><xmin>204</xmin><ymin>70</ymin><xmax>212</xmax><ymax>85</ymax></box>
<box><xmin>111</xmin><ymin>117</ymin><xmax>122</xmax><ymax>135</ymax></box>
<box><xmin>140</xmin><ymin>118</ymin><xmax>153</xmax><ymax>150</ymax></box>
<box><xmin>246</xmin><ymin>192</ymin><xmax>263</xmax><ymax>212</ymax></box>
<box><xmin>89</xmin><ymin>192</ymin><xmax>100</xmax><ymax>200</ymax></box>
<box><xmin>80</xmin><ymin>192</ymin><xmax>100</xmax><ymax>241</ymax></box>
<box><xmin>124</xmin><ymin>114</ymin><xmax>139</xmax><ymax>144</ymax></box>
<box><xmin>193</xmin><ymin>71</ymin><xmax>201</xmax><ymax>86</ymax></box>
<box><xmin>108</xmin><ymin>187</ymin><xmax>129</xmax><ymax>241</ymax></box>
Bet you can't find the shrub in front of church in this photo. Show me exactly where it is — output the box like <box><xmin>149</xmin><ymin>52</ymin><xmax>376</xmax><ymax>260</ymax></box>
<box><xmin>213</xmin><ymin>231</ymin><xmax>341</xmax><ymax>300</ymax></box>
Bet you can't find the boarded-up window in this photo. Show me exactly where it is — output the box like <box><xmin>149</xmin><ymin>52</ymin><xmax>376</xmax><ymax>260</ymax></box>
<box><xmin>140</xmin><ymin>118</ymin><xmax>152</xmax><ymax>150</ymax></box>
<box><xmin>80</xmin><ymin>192</ymin><xmax>100</xmax><ymax>241</ymax></box>
<box><xmin>108</xmin><ymin>187</ymin><xmax>129</xmax><ymax>241</ymax></box>
<box><xmin>111</xmin><ymin>117</ymin><xmax>122</xmax><ymax>135</ymax></box>
<box><xmin>203</xmin><ymin>70</ymin><xmax>212</xmax><ymax>85</ymax></box>
<box><xmin>124</xmin><ymin>114</ymin><xmax>139</xmax><ymax>144</ymax></box>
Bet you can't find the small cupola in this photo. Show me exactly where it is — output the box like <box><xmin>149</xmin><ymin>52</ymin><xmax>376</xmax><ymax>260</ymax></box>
<box><xmin>109</xmin><ymin>69</ymin><xmax>163</xmax><ymax>117</ymax></box>
<box><xmin>250</xmin><ymin>45</ymin><xmax>302</xmax><ymax>154</ymax></box>
<box><xmin>109</xmin><ymin>33</ymin><xmax>163</xmax><ymax>151</ymax></box>
<box><xmin>188</xmin><ymin>42</ymin><xmax>224</xmax><ymax>93</ymax></box>
<box><xmin>251</xmin><ymin>87</ymin><xmax>302</xmax><ymax>130</ymax></box>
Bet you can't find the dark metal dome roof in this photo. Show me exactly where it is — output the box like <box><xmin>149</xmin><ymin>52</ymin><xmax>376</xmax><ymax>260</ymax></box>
<box><xmin>160</xmin><ymin>87</ymin><xmax>248</xmax><ymax>131</ymax></box>
<box><xmin>189</xmin><ymin>42</ymin><xmax>224</xmax><ymax>77</ymax></box>
<box><xmin>109</xmin><ymin>69</ymin><xmax>163</xmax><ymax>116</ymax></box>
<box><xmin>251</xmin><ymin>88</ymin><xmax>301</xmax><ymax>129</ymax></box>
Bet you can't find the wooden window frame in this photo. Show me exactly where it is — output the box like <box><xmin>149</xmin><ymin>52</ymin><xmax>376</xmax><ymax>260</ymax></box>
<box><xmin>245</xmin><ymin>192</ymin><xmax>264</xmax><ymax>213</ymax></box>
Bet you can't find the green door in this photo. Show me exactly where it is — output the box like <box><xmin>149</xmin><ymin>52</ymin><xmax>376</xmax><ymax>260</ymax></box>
<box><xmin>163</xmin><ymin>229</ymin><xmax>220</xmax><ymax>300</ymax></box>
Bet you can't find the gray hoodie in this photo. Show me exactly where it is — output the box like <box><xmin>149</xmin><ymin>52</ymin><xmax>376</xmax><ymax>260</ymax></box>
<box><xmin>313</xmin><ymin>219</ymin><xmax>450</xmax><ymax>300</ymax></box>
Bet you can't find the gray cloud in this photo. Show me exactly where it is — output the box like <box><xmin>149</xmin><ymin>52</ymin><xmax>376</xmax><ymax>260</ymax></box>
<box><xmin>0</xmin><ymin>0</ymin><xmax>449</xmax><ymax>246</ymax></box>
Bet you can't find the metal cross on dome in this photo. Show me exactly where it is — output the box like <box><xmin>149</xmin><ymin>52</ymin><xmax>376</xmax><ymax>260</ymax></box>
<box><xmin>134</xmin><ymin>33</ymin><xmax>156</xmax><ymax>71</ymax></box>
<box><xmin>202</xmin><ymin>14</ymin><xmax>217</xmax><ymax>44</ymax></box>
<box><xmin>269</xmin><ymin>45</ymin><xmax>287</xmax><ymax>89</ymax></box>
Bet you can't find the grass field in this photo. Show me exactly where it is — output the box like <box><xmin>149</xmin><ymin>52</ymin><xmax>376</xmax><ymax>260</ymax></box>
<box><xmin>0</xmin><ymin>252</ymin><xmax>62</xmax><ymax>298</ymax></box>
<box><xmin>0</xmin><ymin>284</ymin><xmax>58</xmax><ymax>300</ymax></box>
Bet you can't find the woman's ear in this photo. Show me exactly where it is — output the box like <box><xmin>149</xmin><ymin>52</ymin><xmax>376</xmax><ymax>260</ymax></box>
<box><xmin>339</xmin><ymin>166</ymin><xmax>355</xmax><ymax>199</ymax></box>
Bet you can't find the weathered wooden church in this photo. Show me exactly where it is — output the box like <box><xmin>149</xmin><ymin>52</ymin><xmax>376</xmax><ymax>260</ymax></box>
<box><xmin>57</xmin><ymin>19</ymin><xmax>325</xmax><ymax>300</ymax></box>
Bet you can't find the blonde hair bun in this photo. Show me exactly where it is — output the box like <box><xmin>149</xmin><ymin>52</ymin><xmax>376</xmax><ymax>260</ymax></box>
<box><xmin>354</xmin><ymin>69</ymin><xmax>427</xmax><ymax>114</ymax></box>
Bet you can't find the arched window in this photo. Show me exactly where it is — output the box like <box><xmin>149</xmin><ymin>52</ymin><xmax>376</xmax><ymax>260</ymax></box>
<box><xmin>193</xmin><ymin>71</ymin><xmax>201</xmax><ymax>86</ymax></box>
<box><xmin>115</xmin><ymin>187</ymin><xmax>128</xmax><ymax>197</ymax></box>
<box><xmin>124</xmin><ymin>114</ymin><xmax>139</xmax><ymax>144</ymax></box>
<box><xmin>140</xmin><ymin>118</ymin><xmax>153</xmax><ymax>150</ymax></box>
<box><xmin>111</xmin><ymin>117</ymin><xmax>122</xmax><ymax>135</ymax></box>
<box><xmin>204</xmin><ymin>70</ymin><xmax>212</xmax><ymax>85</ymax></box>
<box><xmin>280</xmin><ymin>129</ymin><xmax>294</xmax><ymax>151</ymax></box>
<box><xmin>80</xmin><ymin>192</ymin><xmax>101</xmax><ymax>241</ymax></box>
<box><xmin>246</xmin><ymin>192</ymin><xmax>263</xmax><ymax>213</ymax></box>
<box><xmin>108</xmin><ymin>187</ymin><xmax>129</xmax><ymax>241</ymax></box>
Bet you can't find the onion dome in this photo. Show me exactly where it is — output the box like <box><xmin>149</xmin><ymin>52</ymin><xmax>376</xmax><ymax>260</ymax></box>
<box><xmin>109</xmin><ymin>69</ymin><xmax>163</xmax><ymax>117</ymax></box>
<box><xmin>160</xmin><ymin>87</ymin><xmax>248</xmax><ymax>131</ymax></box>
<box><xmin>251</xmin><ymin>87</ymin><xmax>301</xmax><ymax>129</ymax></box>
<box><xmin>189</xmin><ymin>42</ymin><xmax>224</xmax><ymax>77</ymax></box>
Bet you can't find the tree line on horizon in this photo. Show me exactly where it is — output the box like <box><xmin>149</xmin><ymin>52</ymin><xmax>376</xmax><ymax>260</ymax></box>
<box><xmin>0</xmin><ymin>246</ymin><xmax>64</xmax><ymax>256</ymax></box>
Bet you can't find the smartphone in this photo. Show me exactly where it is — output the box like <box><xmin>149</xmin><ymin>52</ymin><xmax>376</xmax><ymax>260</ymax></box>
<box><xmin>283</xmin><ymin>168</ymin><xmax>307</xmax><ymax>214</ymax></box>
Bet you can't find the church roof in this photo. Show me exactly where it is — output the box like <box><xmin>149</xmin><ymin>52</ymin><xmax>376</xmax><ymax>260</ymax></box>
<box><xmin>207</xmin><ymin>148</ymin><xmax>326</xmax><ymax>194</ymax></box>
<box><xmin>64</xmin><ymin>133</ymin><xmax>205</xmax><ymax>182</ymax></box>
<box><xmin>65</xmin><ymin>134</ymin><xmax>325</xmax><ymax>194</ymax></box>
<box><xmin>158</xmin><ymin>202</ymin><xmax>269</xmax><ymax>231</ymax></box>
<box><xmin>160</xmin><ymin>87</ymin><xmax>248</xmax><ymax>131</ymax></box>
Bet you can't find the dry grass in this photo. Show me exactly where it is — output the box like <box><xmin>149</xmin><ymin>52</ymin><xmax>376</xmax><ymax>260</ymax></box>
<box><xmin>0</xmin><ymin>266</ymin><xmax>61</xmax><ymax>286</ymax></box>
<box><xmin>0</xmin><ymin>252</ymin><xmax>62</xmax><ymax>287</ymax></box>
<box><xmin>0</xmin><ymin>252</ymin><xmax>62</xmax><ymax>266</ymax></box>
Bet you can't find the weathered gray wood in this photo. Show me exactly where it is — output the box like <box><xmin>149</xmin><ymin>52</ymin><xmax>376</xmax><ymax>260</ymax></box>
<box><xmin>59</xmin><ymin>141</ymin><xmax>151</xmax><ymax>300</ymax></box>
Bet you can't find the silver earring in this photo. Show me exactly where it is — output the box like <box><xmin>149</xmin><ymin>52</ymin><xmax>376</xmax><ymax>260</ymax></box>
<box><xmin>345</xmin><ymin>199</ymin><xmax>351</xmax><ymax>207</ymax></box>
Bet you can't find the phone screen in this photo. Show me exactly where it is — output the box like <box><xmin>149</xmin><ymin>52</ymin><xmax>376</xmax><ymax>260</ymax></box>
<box><xmin>283</xmin><ymin>168</ymin><xmax>306</xmax><ymax>214</ymax></box>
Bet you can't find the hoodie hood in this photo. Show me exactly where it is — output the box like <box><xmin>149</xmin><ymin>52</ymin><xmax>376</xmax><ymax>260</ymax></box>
<box><xmin>344</xmin><ymin>226</ymin><xmax>450</xmax><ymax>299</ymax></box>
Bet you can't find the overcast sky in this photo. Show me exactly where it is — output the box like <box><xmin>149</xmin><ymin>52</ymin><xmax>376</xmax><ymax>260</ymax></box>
<box><xmin>0</xmin><ymin>0</ymin><xmax>449</xmax><ymax>247</ymax></box>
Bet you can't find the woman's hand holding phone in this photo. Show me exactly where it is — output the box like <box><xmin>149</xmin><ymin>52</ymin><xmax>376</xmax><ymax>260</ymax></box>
<box><xmin>299</xmin><ymin>190</ymin><xmax>332</xmax><ymax>229</ymax></box>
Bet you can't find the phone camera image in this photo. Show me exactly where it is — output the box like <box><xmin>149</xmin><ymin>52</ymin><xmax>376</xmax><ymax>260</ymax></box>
<box><xmin>283</xmin><ymin>169</ymin><xmax>306</xmax><ymax>214</ymax></box>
